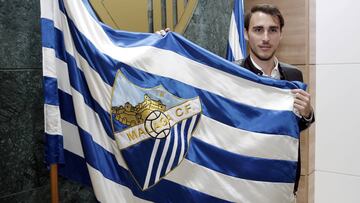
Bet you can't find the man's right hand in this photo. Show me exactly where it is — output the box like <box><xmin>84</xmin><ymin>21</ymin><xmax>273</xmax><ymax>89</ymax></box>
<box><xmin>155</xmin><ymin>28</ymin><xmax>171</xmax><ymax>36</ymax></box>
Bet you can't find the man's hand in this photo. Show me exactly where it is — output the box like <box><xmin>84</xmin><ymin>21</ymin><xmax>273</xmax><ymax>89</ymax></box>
<box><xmin>291</xmin><ymin>89</ymin><xmax>313</xmax><ymax>118</ymax></box>
<box><xmin>155</xmin><ymin>28</ymin><xmax>171</xmax><ymax>36</ymax></box>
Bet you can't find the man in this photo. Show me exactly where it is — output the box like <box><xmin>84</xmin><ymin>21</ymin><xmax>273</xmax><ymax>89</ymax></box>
<box><xmin>237</xmin><ymin>4</ymin><xmax>314</xmax><ymax>131</ymax></box>
<box><xmin>237</xmin><ymin>4</ymin><xmax>314</xmax><ymax>193</ymax></box>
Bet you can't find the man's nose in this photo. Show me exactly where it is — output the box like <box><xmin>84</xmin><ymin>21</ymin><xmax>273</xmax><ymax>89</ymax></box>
<box><xmin>262</xmin><ymin>31</ymin><xmax>270</xmax><ymax>42</ymax></box>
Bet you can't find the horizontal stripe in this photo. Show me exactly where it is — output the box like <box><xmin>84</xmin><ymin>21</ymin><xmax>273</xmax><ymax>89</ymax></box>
<box><xmin>187</xmin><ymin>138</ymin><xmax>297</xmax><ymax>183</ymax></box>
<box><xmin>45</xmin><ymin>133</ymin><xmax>64</xmax><ymax>164</ymax></box>
<box><xmin>42</xmin><ymin>48</ymin><xmax>57</xmax><ymax>78</ymax></box>
<box><xmin>58</xmin><ymin>149</ymin><xmax>91</xmax><ymax>186</ymax></box>
<box><xmin>43</xmin><ymin>76</ymin><xmax>59</xmax><ymax>106</ymax></box>
<box><xmin>40</xmin><ymin>0</ymin><xmax>53</xmax><ymax>19</ymax></box>
<box><xmin>194</xmin><ymin>116</ymin><xmax>298</xmax><ymax>161</ymax></box>
<box><xmin>44</xmin><ymin>104</ymin><xmax>62</xmax><ymax>135</ymax></box>
<box><xmin>61</xmin><ymin>119</ymin><xmax>84</xmax><ymax>157</ymax></box>
<box><xmin>58</xmin><ymin>0</ymin><xmax>304</xmax><ymax>112</ymax></box>
<box><xmin>166</xmin><ymin>159</ymin><xmax>295</xmax><ymax>203</ymax></box>
<box><xmin>87</xmin><ymin>164</ymin><xmax>150</xmax><ymax>203</ymax></box>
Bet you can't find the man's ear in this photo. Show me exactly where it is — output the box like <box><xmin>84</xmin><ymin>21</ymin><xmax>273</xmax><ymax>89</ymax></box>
<box><xmin>244</xmin><ymin>29</ymin><xmax>249</xmax><ymax>41</ymax></box>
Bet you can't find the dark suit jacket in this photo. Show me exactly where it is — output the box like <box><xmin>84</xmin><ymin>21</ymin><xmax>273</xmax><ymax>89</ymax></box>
<box><xmin>234</xmin><ymin>56</ymin><xmax>315</xmax><ymax>193</ymax></box>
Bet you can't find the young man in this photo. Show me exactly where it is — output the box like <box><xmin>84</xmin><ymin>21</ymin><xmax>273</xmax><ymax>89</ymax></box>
<box><xmin>236</xmin><ymin>4</ymin><xmax>314</xmax><ymax>130</ymax></box>
<box><xmin>236</xmin><ymin>4</ymin><xmax>314</xmax><ymax>193</ymax></box>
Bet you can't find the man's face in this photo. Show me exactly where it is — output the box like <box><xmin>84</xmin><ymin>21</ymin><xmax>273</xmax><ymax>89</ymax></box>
<box><xmin>245</xmin><ymin>12</ymin><xmax>282</xmax><ymax>61</ymax></box>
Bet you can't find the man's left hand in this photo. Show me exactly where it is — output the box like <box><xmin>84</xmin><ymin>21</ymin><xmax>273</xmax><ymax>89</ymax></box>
<box><xmin>291</xmin><ymin>89</ymin><xmax>313</xmax><ymax>118</ymax></box>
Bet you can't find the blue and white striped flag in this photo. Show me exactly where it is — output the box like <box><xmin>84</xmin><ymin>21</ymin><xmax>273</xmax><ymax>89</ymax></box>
<box><xmin>226</xmin><ymin>0</ymin><xmax>247</xmax><ymax>61</ymax></box>
<box><xmin>42</xmin><ymin>0</ymin><xmax>305</xmax><ymax>202</ymax></box>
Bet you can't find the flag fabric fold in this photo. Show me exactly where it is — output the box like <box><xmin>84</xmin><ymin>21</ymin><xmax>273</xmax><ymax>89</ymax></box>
<box><xmin>42</xmin><ymin>0</ymin><xmax>304</xmax><ymax>202</ymax></box>
<box><xmin>226</xmin><ymin>0</ymin><xmax>247</xmax><ymax>61</ymax></box>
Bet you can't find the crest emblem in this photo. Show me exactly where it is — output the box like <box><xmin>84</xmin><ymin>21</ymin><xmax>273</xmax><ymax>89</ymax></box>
<box><xmin>111</xmin><ymin>69</ymin><xmax>201</xmax><ymax>190</ymax></box>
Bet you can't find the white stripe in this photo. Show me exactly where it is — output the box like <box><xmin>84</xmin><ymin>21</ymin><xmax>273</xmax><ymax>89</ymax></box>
<box><xmin>42</xmin><ymin>48</ymin><xmax>71</xmax><ymax>95</ymax></box>
<box><xmin>62</xmin><ymin>0</ymin><xmax>295</xmax><ymax>111</ymax></box>
<box><xmin>177</xmin><ymin>120</ymin><xmax>186</xmax><ymax>165</ymax></box>
<box><xmin>40</xmin><ymin>0</ymin><xmax>53</xmax><ymax>19</ymax></box>
<box><xmin>44</xmin><ymin>104</ymin><xmax>62</xmax><ymax>135</ymax></box>
<box><xmin>165</xmin><ymin>124</ymin><xmax>178</xmax><ymax>174</ymax></box>
<box><xmin>166</xmin><ymin>159</ymin><xmax>295</xmax><ymax>203</ymax></box>
<box><xmin>187</xmin><ymin>115</ymin><xmax>198</xmax><ymax>143</ymax></box>
<box><xmin>61</xmin><ymin>119</ymin><xmax>84</xmax><ymax>157</ymax></box>
<box><xmin>143</xmin><ymin>139</ymin><xmax>161</xmax><ymax>189</ymax></box>
<box><xmin>194</xmin><ymin>116</ymin><xmax>299</xmax><ymax>161</ymax></box>
<box><xmin>154</xmin><ymin>133</ymin><xmax>172</xmax><ymax>182</ymax></box>
<box><xmin>88</xmin><ymin>164</ymin><xmax>150</xmax><ymax>203</ymax></box>
<box><xmin>42</xmin><ymin>48</ymin><xmax>57</xmax><ymax>78</ymax></box>
<box><xmin>228</xmin><ymin>12</ymin><xmax>244</xmax><ymax>60</ymax></box>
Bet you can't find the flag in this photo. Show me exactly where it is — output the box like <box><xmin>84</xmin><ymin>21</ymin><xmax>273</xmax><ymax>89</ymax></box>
<box><xmin>42</xmin><ymin>0</ymin><xmax>305</xmax><ymax>202</ymax></box>
<box><xmin>226</xmin><ymin>0</ymin><xmax>247</xmax><ymax>61</ymax></box>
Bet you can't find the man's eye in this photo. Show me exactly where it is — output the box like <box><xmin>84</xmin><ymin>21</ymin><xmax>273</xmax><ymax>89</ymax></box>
<box><xmin>254</xmin><ymin>28</ymin><xmax>262</xmax><ymax>32</ymax></box>
<box><xmin>270</xmin><ymin>28</ymin><xmax>278</xmax><ymax>33</ymax></box>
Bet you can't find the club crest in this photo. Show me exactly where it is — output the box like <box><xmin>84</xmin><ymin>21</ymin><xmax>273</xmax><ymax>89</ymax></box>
<box><xmin>111</xmin><ymin>70</ymin><xmax>201</xmax><ymax>190</ymax></box>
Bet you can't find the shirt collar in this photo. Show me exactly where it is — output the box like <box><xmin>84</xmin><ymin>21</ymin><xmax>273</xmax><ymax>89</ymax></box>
<box><xmin>250</xmin><ymin>56</ymin><xmax>280</xmax><ymax>79</ymax></box>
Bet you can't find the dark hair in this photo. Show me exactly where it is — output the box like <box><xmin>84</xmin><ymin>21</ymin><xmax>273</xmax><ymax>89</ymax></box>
<box><xmin>244</xmin><ymin>4</ymin><xmax>285</xmax><ymax>31</ymax></box>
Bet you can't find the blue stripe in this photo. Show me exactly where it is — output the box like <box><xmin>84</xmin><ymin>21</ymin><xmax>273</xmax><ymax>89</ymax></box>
<box><xmin>43</xmin><ymin>76</ymin><xmax>59</xmax><ymax>106</ymax></box>
<box><xmin>233</xmin><ymin>0</ymin><xmax>247</xmax><ymax>57</ymax></box>
<box><xmin>45</xmin><ymin>133</ymin><xmax>64</xmax><ymax>164</ymax></box>
<box><xmin>58</xmin><ymin>89</ymin><xmax>78</xmax><ymax>125</ymax></box>
<box><xmin>149</xmin><ymin>138</ymin><xmax>167</xmax><ymax>186</ymax></box>
<box><xmin>41</xmin><ymin>19</ymin><xmax>55</xmax><ymax>49</ymax></box>
<box><xmin>59</xmin><ymin>149</ymin><xmax>92</xmax><ymax>186</ymax></box>
<box><xmin>226</xmin><ymin>42</ymin><xmax>235</xmax><ymax>62</ymax></box>
<box><xmin>187</xmin><ymin>138</ymin><xmax>297</xmax><ymax>183</ymax></box>
<box><xmin>57</xmin><ymin>90</ymin><xmax>229</xmax><ymax>202</ymax></box>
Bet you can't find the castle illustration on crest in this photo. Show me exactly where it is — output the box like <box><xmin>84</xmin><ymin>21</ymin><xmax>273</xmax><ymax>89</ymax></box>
<box><xmin>112</xmin><ymin>94</ymin><xmax>166</xmax><ymax>127</ymax></box>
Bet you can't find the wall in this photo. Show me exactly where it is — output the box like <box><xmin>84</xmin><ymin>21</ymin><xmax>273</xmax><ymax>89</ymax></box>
<box><xmin>314</xmin><ymin>0</ymin><xmax>360</xmax><ymax>202</ymax></box>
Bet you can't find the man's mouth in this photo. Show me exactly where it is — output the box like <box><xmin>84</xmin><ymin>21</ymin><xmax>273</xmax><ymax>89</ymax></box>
<box><xmin>259</xmin><ymin>45</ymin><xmax>271</xmax><ymax>51</ymax></box>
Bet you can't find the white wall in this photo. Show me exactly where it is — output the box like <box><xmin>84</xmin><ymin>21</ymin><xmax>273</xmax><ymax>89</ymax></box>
<box><xmin>315</xmin><ymin>0</ymin><xmax>360</xmax><ymax>202</ymax></box>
